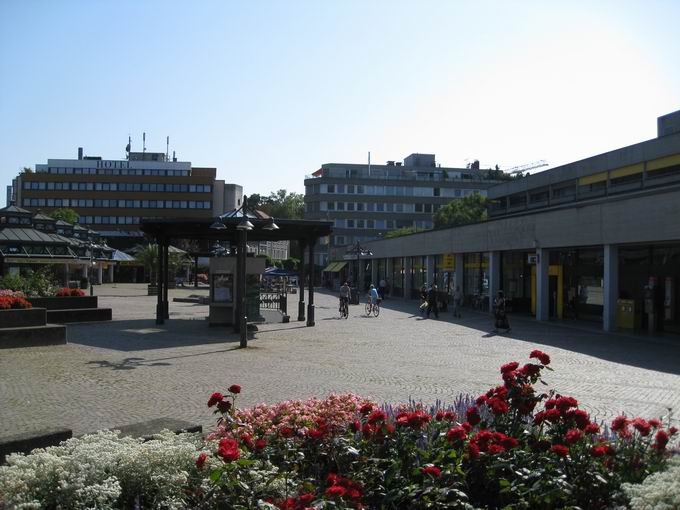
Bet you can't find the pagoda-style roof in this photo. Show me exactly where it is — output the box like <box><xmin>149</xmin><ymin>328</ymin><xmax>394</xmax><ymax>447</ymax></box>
<box><xmin>0</xmin><ymin>205</ymin><xmax>32</xmax><ymax>215</ymax></box>
<box><xmin>32</xmin><ymin>212</ymin><xmax>56</xmax><ymax>222</ymax></box>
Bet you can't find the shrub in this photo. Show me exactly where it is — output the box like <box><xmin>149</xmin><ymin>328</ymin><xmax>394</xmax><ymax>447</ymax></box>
<box><xmin>624</xmin><ymin>455</ymin><xmax>680</xmax><ymax>509</ymax></box>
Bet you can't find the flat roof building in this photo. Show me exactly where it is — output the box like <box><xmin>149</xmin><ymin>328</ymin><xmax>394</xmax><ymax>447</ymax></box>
<box><xmin>10</xmin><ymin>146</ymin><xmax>242</xmax><ymax>248</ymax></box>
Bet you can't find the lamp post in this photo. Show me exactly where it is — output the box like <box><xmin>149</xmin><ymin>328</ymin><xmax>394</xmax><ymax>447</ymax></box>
<box><xmin>210</xmin><ymin>195</ymin><xmax>278</xmax><ymax>348</ymax></box>
<box><xmin>87</xmin><ymin>241</ymin><xmax>95</xmax><ymax>296</ymax></box>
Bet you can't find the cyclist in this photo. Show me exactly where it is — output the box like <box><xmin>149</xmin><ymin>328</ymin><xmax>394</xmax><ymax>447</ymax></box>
<box><xmin>368</xmin><ymin>284</ymin><xmax>380</xmax><ymax>308</ymax></box>
<box><xmin>339</xmin><ymin>281</ymin><xmax>351</xmax><ymax>316</ymax></box>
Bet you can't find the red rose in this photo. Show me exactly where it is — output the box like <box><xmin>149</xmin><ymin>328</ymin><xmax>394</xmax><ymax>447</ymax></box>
<box><xmin>519</xmin><ymin>363</ymin><xmax>541</xmax><ymax>377</ymax></box>
<box><xmin>228</xmin><ymin>384</ymin><xmax>241</xmax><ymax>394</ymax></box>
<box><xmin>670</xmin><ymin>426</ymin><xmax>678</xmax><ymax>435</ymax></box>
<box><xmin>325</xmin><ymin>485</ymin><xmax>347</xmax><ymax>498</ymax></box>
<box><xmin>571</xmin><ymin>409</ymin><xmax>590</xmax><ymax>429</ymax></box>
<box><xmin>556</xmin><ymin>396</ymin><xmax>578</xmax><ymax>412</ymax></box>
<box><xmin>255</xmin><ymin>438</ymin><xmax>267</xmax><ymax>450</ymax></box>
<box><xmin>530</xmin><ymin>350</ymin><xmax>551</xmax><ymax>365</ymax></box>
<box><xmin>476</xmin><ymin>395</ymin><xmax>488</xmax><ymax>406</ymax></box>
<box><xmin>487</xmin><ymin>443</ymin><xmax>506</xmax><ymax>455</ymax></box>
<box><xmin>551</xmin><ymin>444</ymin><xmax>569</xmax><ymax>457</ymax></box>
<box><xmin>565</xmin><ymin>429</ymin><xmax>582</xmax><ymax>445</ymax></box>
<box><xmin>591</xmin><ymin>445</ymin><xmax>607</xmax><ymax>457</ymax></box>
<box><xmin>499</xmin><ymin>434</ymin><xmax>518</xmax><ymax>449</ymax></box>
<box><xmin>207</xmin><ymin>392</ymin><xmax>224</xmax><ymax>407</ymax></box>
<box><xmin>308</xmin><ymin>428</ymin><xmax>324</xmax><ymax>440</ymax></box>
<box><xmin>631</xmin><ymin>418</ymin><xmax>652</xmax><ymax>437</ymax></box>
<box><xmin>654</xmin><ymin>430</ymin><xmax>669</xmax><ymax>449</ymax></box>
<box><xmin>611</xmin><ymin>415</ymin><xmax>629</xmax><ymax>432</ymax></box>
<box><xmin>279</xmin><ymin>426</ymin><xmax>294</xmax><ymax>438</ymax></box>
<box><xmin>649</xmin><ymin>418</ymin><xmax>662</xmax><ymax>429</ymax></box>
<box><xmin>466</xmin><ymin>407</ymin><xmax>481</xmax><ymax>426</ymax></box>
<box><xmin>584</xmin><ymin>423</ymin><xmax>600</xmax><ymax>435</ymax></box>
<box><xmin>349</xmin><ymin>420</ymin><xmax>361</xmax><ymax>433</ymax></box>
<box><xmin>195</xmin><ymin>452</ymin><xmax>207</xmax><ymax>469</ymax></box>
<box><xmin>544</xmin><ymin>409</ymin><xmax>562</xmax><ymax>422</ymax></box>
<box><xmin>488</xmin><ymin>397</ymin><xmax>509</xmax><ymax>415</ymax></box>
<box><xmin>359</xmin><ymin>402</ymin><xmax>374</xmax><ymax>415</ymax></box>
<box><xmin>421</xmin><ymin>465</ymin><xmax>441</xmax><ymax>477</ymax></box>
<box><xmin>467</xmin><ymin>443</ymin><xmax>480</xmax><ymax>459</ymax></box>
<box><xmin>367</xmin><ymin>410</ymin><xmax>387</xmax><ymax>424</ymax></box>
<box><xmin>461</xmin><ymin>421</ymin><xmax>472</xmax><ymax>433</ymax></box>
<box><xmin>501</xmin><ymin>361</ymin><xmax>520</xmax><ymax>374</ymax></box>
<box><xmin>298</xmin><ymin>493</ymin><xmax>315</xmax><ymax>504</ymax></box>
<box><xmin>217</xmin><ymin>438</ymin><xmax>240</xmax><ymax>462</ymax></box>
<box><xmin>446</xmin><ymin>426</ymin><xmax>467</xmax><ymax>443</ymax></box>
<box><xmin>217</xmin><ymin>400</ymin><xmax>232</xmax><ymax>414</ymax></box>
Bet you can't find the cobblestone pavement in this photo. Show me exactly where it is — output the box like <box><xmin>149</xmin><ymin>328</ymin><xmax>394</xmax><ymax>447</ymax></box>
<box><xmin>1</xmin><ymin>284</ymin><xmax>679</xmax><ymax>437</ymax></box>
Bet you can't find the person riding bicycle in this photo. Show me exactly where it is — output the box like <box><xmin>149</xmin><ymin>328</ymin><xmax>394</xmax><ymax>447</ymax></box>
<box><xmin>368</xmin><ymin>284</ymin><xmax>380</xmax><ymax>306</ymax></box>
<box><xmin>339</xmin><ymin>281</ymin><xmax>351</xmax><ymax>313</ymax></box>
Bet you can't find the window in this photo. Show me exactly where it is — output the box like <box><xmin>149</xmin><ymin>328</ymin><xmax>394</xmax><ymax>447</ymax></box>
<box><xmin>357</xmin><ymin>219</ymin><xmax>365</xmax><ymax>228</ymax></box>
<box><xmin>367</xmin><ymin>202</ymin><xmax>375</xmax><ymax>212</ymax></box>
<box><xmin>366</xmin><ymin>219</ymin><xmax>374</xmax><ymax>229</ymax></box>
<box><xmin>327</xmin><ymin>184</ymin><xmax>335</xmax><ymax>193</ymax></box>
<box><xmin>347</xmin><ymin>219</ymin><xmax>355</xmax><ymax>228</ymax></box>
<box><xmin>337</xmin><ymin>202</ymin><xmax>345</xmax><ymax>211</ymax></box>
<box><xmin>424</xmin><ymin>203</ymin><xmax>432</xmax><ymax>213</ymax></box>
<box><xmin>434</xmin><ymin>187</ymin><xmax>441</xmax><ymax>197</ymax></box>
<box><xmin>347</xmin><ymin>184</ymin><xmax>355</xmax><ymax>194</ymax></box>
<box><xmin>357</xmin><ymin>185</ymin><xmax>364</xmax><ymax>194</ymax></box>
<box><xmin>415</xmin><ymin>203</ymin><xmax>423</xmax><ymax>213</ymax></box>
<box><xmin>337</xmin><ymin>184</ymin><xmax>345</xmax><ymax>193</ymax></box>
<box><xmin>376</xmin><ymin>203</ymin><xmax>384</xmax><ymax>212</ymax></box>
<box><xmin>356</xmin><ymin>202</ymin><xmax>364</xmax><ymax>211</ymax></box>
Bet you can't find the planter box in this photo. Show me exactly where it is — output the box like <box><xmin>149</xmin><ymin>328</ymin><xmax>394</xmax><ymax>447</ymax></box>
<box><xmin>0</xmin><ymin>428</ymin><xmax>72</xmax><ymax>465</ymax></box>
<box><xmin>0</xmin><ymin>308</ymin><xmax>47</xmax><ymax>328</ymax></box>
<box><xmin>0</xmin><ymin>324</ymin><xmax>67</xmax><ymax>349</ymax></box>
<box><xmin>47</xmin><ymin>308</ymin><xmax>112</xmax><ymax>323</ymax></box>
<box><xmin>28</xmin><ymin>296</ymin><xmax>98</xmax><ymax>310</ymax></box>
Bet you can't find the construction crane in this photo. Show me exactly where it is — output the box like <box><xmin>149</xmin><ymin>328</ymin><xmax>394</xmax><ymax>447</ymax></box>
<box><xmin>504</xmin><ymin>160</ymin><xmax>549</xmax><ymax>175</ymax></box>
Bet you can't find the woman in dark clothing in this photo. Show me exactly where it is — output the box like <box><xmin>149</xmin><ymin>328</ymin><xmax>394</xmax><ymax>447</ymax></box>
<box><xmin>493</xmin><ymin>290</ymin><xmax>511</xmax><ymax>333</ymax></box>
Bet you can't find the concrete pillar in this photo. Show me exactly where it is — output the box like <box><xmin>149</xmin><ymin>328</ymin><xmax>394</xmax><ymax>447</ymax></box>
<box><xmin>108</xmin><ymin>264</ymin><xmax>114</xmax><ymax>284</ymax></box>
<box><xmin>603</xmin><ymin>244</ymin><xmax>619</xmax><ymax>332</ymax></box>
<box><xmin>426</xmin><ymin>255</ymin><xmax>435</xmax><ymax>288</ymax></box>
<box><xmin>536</xmin><ymin>248</ymin><xmax>550</xmax><ymax>321</ymax></box>
<box><xmin>488</xmin><ymin>251</ymin><xmax>501</xmax><ymax>314</ymax></box>
<box><xmin>453</xmin><ymin>254</ymin><xmax>464</xmax><ymax>294</ymax></box>
<box><xmin>64</xmin><ymin>264</ymin><xmax>70</xmax><ymax>287</ymax></box>
<box><xmin>97</xmin><ymin>264</ymin><xmax>103</xmax><ymax>285</ymax></box>
<box><xmin>81</xmin><ymin>265</ymin><xmax>88</xmax><ymax>278</ymax></box>
<box><xmin>404</xmin><ymin>257</ymin><xmax>413</xmax><ymax>299</ymax></box>
<box><xmin>385</xmin><ymin>258</ymin><xmax>393</xmax><ymax>295</ymax></box>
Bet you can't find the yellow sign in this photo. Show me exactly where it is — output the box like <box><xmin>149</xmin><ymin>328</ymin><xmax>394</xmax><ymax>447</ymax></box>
<box><xmin>441</xmin><ymin>253</ymin><xmax>455</xmax><ymax>270</ymax></box>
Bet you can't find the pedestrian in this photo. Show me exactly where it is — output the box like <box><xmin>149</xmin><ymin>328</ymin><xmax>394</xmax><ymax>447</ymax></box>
<box><xmin>379</xmin><ymin>278</ymin><xmax>387</xmax><ymax>299</ymax></box>
<box><xmin>419</xmin><ymin>284</ymin><xmax>428</xmax><ymax>317</ymax></box>
<box><xmin>427</xmin><ymin>284</ymin><xmax>439</xmax><ymax>319</ymax></box>
<box><xmin>452</xmin><ymin>285</ymin><xmax>462</xmax><ymax>318</ymax></box>
<box><xmin>493</xmin><ymin>290</ymin><xmax>511</xmax><ymax>333</ymax></box>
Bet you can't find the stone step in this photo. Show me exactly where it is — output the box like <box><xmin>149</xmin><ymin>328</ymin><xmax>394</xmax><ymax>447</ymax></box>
<box><xmin>0</xmin><ymin>428</ymin><xmax>72</xmax><ymax>465</ymax></box>
<box><xmin>110</xmin><ymin>418</ymin><xmax>202</xmax><ymax>441</ymax></box>
<box><xmin>0</xmin><ymin>324</ymin><xmax>67</xmax><ymax>349</ymax></box>
<box><xmin>46</xmin><ymin>307</ymin><xmax>112</xmax><ymax>324</ymax></box>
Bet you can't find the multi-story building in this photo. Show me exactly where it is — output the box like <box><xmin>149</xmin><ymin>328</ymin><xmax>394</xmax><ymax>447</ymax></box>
<box><xmin>256</xmin><ymin>240</ymin><xmax>289</xmax><ymax>261</ymax></box>
<box><xmin>10</xmin><ymin>147</ymin><xmax>242</xmax><ymax>248</ymax></box>
<box><xmin>303</xmin><ymin>153</ymin><xmax>505</xmax><ymax>266</ymax></box>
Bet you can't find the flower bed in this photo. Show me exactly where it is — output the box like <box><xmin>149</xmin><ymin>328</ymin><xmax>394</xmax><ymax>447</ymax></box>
<box><xmin>56</xmin><ymin>287</ymin><xmax>85</xmax><ymax>297</ymax></box>
<box><xmin>0</xmin><ymin>296</ymin><xmax>32</xmax><ymax>310</ymax></box>
<box><xmin>0</xmin><ymin>350</ymin><xmax>677</xmax><ymax>509</ymax></box>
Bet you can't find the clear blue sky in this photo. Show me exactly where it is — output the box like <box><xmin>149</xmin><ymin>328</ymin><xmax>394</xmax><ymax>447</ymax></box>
<box><xmin>1</xmin><ymin>1</ymin><xmax>679</xmax><ymax>203</ymax></box>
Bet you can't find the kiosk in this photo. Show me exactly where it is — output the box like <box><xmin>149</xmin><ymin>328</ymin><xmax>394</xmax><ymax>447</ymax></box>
<box><xmin>209</xmin><ymin>256</ymin><xmax>266</xmax><ymax>326</ymax></box>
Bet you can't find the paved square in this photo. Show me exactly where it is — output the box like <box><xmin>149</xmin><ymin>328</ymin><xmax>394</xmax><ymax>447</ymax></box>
<box><xmin>1</xmin><ymin>284</ymin><xmax>679</xmax><ymax>437</ymax></box>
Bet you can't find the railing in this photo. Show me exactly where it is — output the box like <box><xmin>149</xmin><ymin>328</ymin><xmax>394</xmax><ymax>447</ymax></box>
<box><xmin>259</xmin><ymin>291</ymin><xmax>288</xmax><ymax>315</ymax></box>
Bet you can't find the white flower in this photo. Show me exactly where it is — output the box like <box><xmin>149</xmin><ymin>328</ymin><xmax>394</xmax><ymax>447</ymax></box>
<box><xmin>624</xmin><ymin>456</ymin><xmax>680</xmax><ymax>510</ymax></box>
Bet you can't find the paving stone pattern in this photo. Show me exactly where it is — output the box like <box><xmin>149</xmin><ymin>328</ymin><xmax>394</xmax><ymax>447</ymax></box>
<box><xmin>1</xmin><ymin>284</ymin><xmax>679</xmax><ymax>437</ymax></box>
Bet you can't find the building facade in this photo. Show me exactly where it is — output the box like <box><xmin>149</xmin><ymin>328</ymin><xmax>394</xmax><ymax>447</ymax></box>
<box><xmin>304</xmin><ymin>153</ymin><xmax>504</xmax><ymax>268</ymax></box>
<box><xmin>10</xmin><ymin>147</ymin><xmax>242</xmax><ymax>246</ymax></box>
<box><xmin>344</xmin><ymin>110</ymin><xmax>680</xmax><ymax>335</ymax></box>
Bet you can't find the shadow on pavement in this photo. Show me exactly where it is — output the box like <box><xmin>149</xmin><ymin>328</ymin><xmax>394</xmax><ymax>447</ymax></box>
<box><xmin>85</xmin><ymin>345</ymin><xmax>242</xmax><ymax>370</ymax></box>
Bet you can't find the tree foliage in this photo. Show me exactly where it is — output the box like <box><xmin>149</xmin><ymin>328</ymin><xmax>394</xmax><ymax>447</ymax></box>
<box><xmin>249</xmin><ymin>190</ymin><xmax>304</xmax><ymax>219</ymax></box>
<box><xmin>383</xmin><ymin>226</ymin><xmax>428</xmax><ymax>239</ymax></box>
<box><xmin>51</xmin><ymin>208</ymin><xmax>80</xmax><ymax>224</ymax></box>
<box><xmin>134</xmin><ymin>244</ymin><xmax>186</xmax><ymax>284</ymax></box>
<box><xmin>433</xmin><ymin>192</ymin><xmax>489</xmax><ymax>228</ymax></box>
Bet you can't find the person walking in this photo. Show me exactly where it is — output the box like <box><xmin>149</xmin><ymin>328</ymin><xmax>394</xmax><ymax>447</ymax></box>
<box><xmin>379</xmin><ymin>278</ymin><xmax>387</xmax><ymax>299</ymax></box>
<box><xmin>452</xmin><ymin>285</ymin><xmax>462</xmax><ymax>318</ymax></box>
<box><xmin>427</xmin><ymin>284</ymin><xmax>439</xmax><ymax>319</ymax></box>
<box><xmin>419</xmin><ymin>284</ymin><xmax>428</xmax><ymax>317</ymax></box>
<box><xmin>493</xmin><ymin>290</ymin><xmax>511</xmax><ymax>333</ymax></box>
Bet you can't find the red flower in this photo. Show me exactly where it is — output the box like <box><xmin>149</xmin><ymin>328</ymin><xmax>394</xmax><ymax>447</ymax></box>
<box><xmin>487</xmin><ymin>397</ymin><xmax>509</xmax><ymax>415</ymax></box>
<box><xmin>446</xmin><ymin>426</ymin><xmax>467</xmax><ymax>443</ymax></box>
<box><xmin>555</xmin><ymin>396</ymin><xmax>578</xmax><ymax>412</ymax></box>
<box><xmin>279</xmin><ymin>426</ymin><xmax>294</xmax><ymax>438</ymax></box>
<box><xmin>670</xmin><ymin>426</ymin><xmax>678</xmax><ymax>435</ymax></box>
<box><xmin>228</xmin><ymin>384</ymin><xmax>241</xmax><ymax>394</ymax></box>
<box><xmin>325</xmin><ymin>485</ymin><xmax>347</xmax><ymax>498</ymax></box>
<box><xmin>349</xmin><ymin>420</ymin><xmax>361</xmax><ymax>433</ymax></box>
<box><xmin>255</xmin><ymin>438</ymin><xmax>267</xmax><ymax>450</ymax></box>
<box><xmin>551</xmin><ymin>444</ymin><xmax>569</xmax><ymax>457</ymax></box>
<box><xmin>461</xmin><ymin>421</ymin><xmax>472</xmax><ymax>433</ymax></box>
<box><xmin>499</xmin><ymin>435</ymin><xmax>518</xmax><ymax>449</ymax></box>
<box><xmin>611</xmin><ymin>415</ymin><xmax>629</xmax><ymax>432</ymax></box>
<box><xmin>654</xmin><ymin>430</ymin><xmax>669</xmax><ymax>449</ymax></box>
<box><xmin>195</xmin><ymin>452</ymin><xmax>207</xmax><ymax>469</ymax></box>
<box><xmin>239</xmin><ymin>433</ymin><xmax>254</xmax><ymax>449</ymax></box>
<box><xmin>584</xmin><ymin>423</ymin><xmax>600</xmax><ymax>435</ymax></box>
<box><xmin>217</xmin><ymin>438</ymin><xmax>240</xmax><ymax>462</ymax></box>
<box><xmin>467</xmin><ymin>443</ymin><xmax>480</xmax><ymax>459</ymax></box>
<box><xmin>631</xmin><ymin>418</ymin><xmax>652</xmax><ymax>437</ymax></box>
<box><xmin>466</xmin><ymin>407</ymin><xmax>481</xmax><ymax>426</ymax></box>
<box><xmin>565</xmin><ymin>429</ymin><xmax>583</xmax><ymax>444</ymax></box>
<box><xmin>570</xmin><ymin>409</ymin><xmax>591</xmax><ymax>429</ymax></box>
<box><xmin>519</xmin><ymin>363</ymin><xmax>541</xmax><ymax>377</ymax></box>
<box><xmin>501</xmin><ymin>361</ymin><xmax>520</xmax><ymax>374</ymax></box>
<box><xmin>487</xmin><ymin>444</ymin><xmax>506</xmax><ymax>455</ymax></box>
<box><xmin>361</xmin><ymin>423</ymin><xmax>375</xmax><ymax>439</ymax></box>
<box><xmin>308</xmin><ymin>428</ymin><xmax>324</xmax><ymax>440</ymax></box>
<box><xmin>298</xmin><ymin>493</ymin><xmax>315</xmax><ymax>504</ymax></box>
<box><xmin>367</xmin><ymin>410</ymin><xmax>387</xmax><ymax>424</ymax></box>
<box><xmin>475</xmin><ymin>395</ymin><xmax>488</xmax><ymax>406</ymax></box>
<box><xmin>649</xmin><ymin>418</ymin><xmax>662</xmax><ymax>429</ymax></box>
<box><xmin>530</xmin><ymin>350</ymin><xmax>551</xmax><ymax>365</ymax></box>
<box><xmin>421</xmin><ymin>465</ymin><xmax>442</xmax><ymax>477</ymax></box>
<box><xmin>207</xmin><ymin>392</ymin><xmax>223</xmax><ymax>407</ymax></box>
<box><xmin>590</xmin><ymin>445</ymin><xmax>607</xmax><ymax>458</ymax></box>
<box><xmin>543</xmin><ymin>409</ymin><xmax>562</xmax><ymax>423</ymax></box>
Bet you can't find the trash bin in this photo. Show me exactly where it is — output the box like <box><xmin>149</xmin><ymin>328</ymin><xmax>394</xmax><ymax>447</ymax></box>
<box><xmin>617</xmin><ymin>299</ymin><xmax>635</xmax><ymax>329</ymax></box>
<box><xmin>350</xmin><ymin>287</ymin><xmax>360</xmax><ymax>305</ymax></box>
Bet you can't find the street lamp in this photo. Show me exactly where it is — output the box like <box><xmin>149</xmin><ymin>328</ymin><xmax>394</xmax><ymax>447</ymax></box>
<box><xmin>87</xmin><ymin>241</ymin><xmax>95</xmax><ymax>296</ymax></box>
<box><xmin>210</xmin><ymin>195</ymin><xmax>279</xmax><ymax>348</ymax></box>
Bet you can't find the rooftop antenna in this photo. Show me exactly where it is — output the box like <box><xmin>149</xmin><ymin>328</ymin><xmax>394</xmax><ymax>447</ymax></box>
<box><xmin>125</xmin><ymin>135</ymin><xmax>131</xmax><ymax>159</ymax></box>
<box><xmin>143</xmin><ymin>132</ymin><xmax>146</xmax><ymax>153</ymax></box>
<box><xmin>166</xmin><ymin>136</ymin><xmax>169</xmax><ymax>160</ymax></box>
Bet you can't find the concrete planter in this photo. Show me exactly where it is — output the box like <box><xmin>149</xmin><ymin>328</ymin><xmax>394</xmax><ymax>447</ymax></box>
<box><xmin>0</xmin><ymin>308</ymin><xmax>47</xmax><ymax>328</ymax></box>
<box><xmin>28</xmin><ymin>296</ymin><xmax>98</xmax><ymax>310</ymax></box>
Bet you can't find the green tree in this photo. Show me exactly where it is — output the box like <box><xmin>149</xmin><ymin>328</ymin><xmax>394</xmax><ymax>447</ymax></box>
<box><xmin>433</xmin><ymin>192</ymin><xmax>489</xmax><ymax>228</ymax></box>
<box><xmin>134</xmin><ymin>244</ymin><xmax>186</xmax><ymax>284</ymax></box>
<box><xmin>383</xmin><ymin>226</ymin><xmax>427</xmax><ymax>239</ymax></box>
<box><xmin>253</xmin><ymin>190</ymin><xmax>304</xmax><ymax>219</ymax></box>
<box><xmin>281</xmin><ymin>257</ymin><xmax>300</xmax><ymax>271</ymax></box>
<box><xmin>20</xmin><ymin>166</ymin><xmax>33</xmax><ymax>174</ymax></box>
<box><xmin>51</xmin><ymin>208</ymin><xmax>80</xmax><ymax>224</ymax></box>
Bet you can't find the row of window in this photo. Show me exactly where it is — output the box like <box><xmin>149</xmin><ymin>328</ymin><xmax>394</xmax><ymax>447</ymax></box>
<box><xmin>22</xmin><ymin>198</ymin><xmax>212</xmax><ymax>209</ymax></box>
<box><xmin>315</xmin><ymin>201</ymin><xmax>445</xmax><ymax>213</ymax></box>
<box><xmin>37</xmin><ymin>168</ymin><xmax>190</xmax><ymax>176</ymax></box>
<box><xmin>333</xmin><ymin>219</ymin><xmax>433</xmax><ymax>230</ymax></box>
<box><xmin>79</xmin><ymin>216</ymin><xmax>141</xmax><ymax>225</ymax></box>
<box><xmin>23</xmin><ymin>181</ymin><xmax>212</xmax><ymax>193</ymax></box>
<box><xmin>308</xmin><ymin>183</ymin><xmax>484</xmax><ymax>198</ymax></box>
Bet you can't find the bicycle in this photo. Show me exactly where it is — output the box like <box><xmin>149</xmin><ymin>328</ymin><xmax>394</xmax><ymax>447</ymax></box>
<box><xmin>339</xmin><ymin>298</ymin><xmax>349</xmax><ymax>319</ymax></box>
<box><xmin>365</xmin><ymin>299</ymin><xmax>380</xmax><ymax>317</ymax></box>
